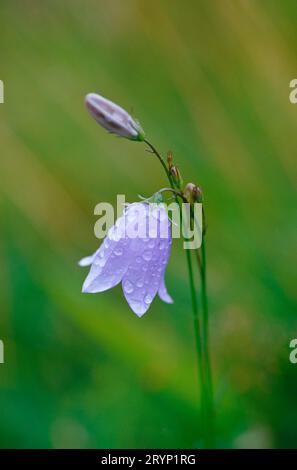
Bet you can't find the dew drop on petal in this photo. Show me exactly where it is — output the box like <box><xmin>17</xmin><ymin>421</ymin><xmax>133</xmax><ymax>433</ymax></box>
<box><xmin>114</xmin><ymin>247</ymin><xmax>123</xmax><ymax>256</ymax></box>
<box><xmin>136</xmin><ymin>280</ymin><xmax>144</xmax><ymax>288</ymax></box>
<box><xmin>129</xmin><ymin>300</ymin><xmax>146</xmax><ymax>316</ymax></box>
<box><xmin>142</xmin><ymin>250</ymin><xmax>152</xmax><ymax>261</ymax></box>
<box><xmin>95</xmin><ymin>257</ymin><xmax>106</xmax><ymax>267</ymax></box>
<box><xmin>124</xmin><ymin>280</ymin><xmax>134</xmax><ymax>294</ymax></box>
<box><xmin>144</xmin><ymin>294</ymin><xmax>152</xmax><ymax>304</ymax></box>
<box><xmin>113</xmin><ymin>230</ymin><xmax>121</xmax><ymax>242</ymax></box>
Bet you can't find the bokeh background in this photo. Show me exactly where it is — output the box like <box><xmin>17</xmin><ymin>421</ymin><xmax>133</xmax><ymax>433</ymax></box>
<box><xmin>0</xmin><ymin>0</ymin><xmax>297</xmax><ymax>449</ymax></box>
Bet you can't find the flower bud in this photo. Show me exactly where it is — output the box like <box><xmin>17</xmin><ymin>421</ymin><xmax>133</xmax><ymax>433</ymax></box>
<box><xmin>170</xmin><ymin>165</ymin><xmax>183</xmax><ymax>189</ymax></box>
<box><xmin>184</xmin><ymin>183</ymin><xmax>203</xmax><ymax>203</ymax></box>
<box><xmin>167</xmin><ymin>151</ymin><xmax>173</xmax><ymax>167</ymax></box>
<box><xmin>85</xmin><ymin>93</ymin><xmax>145</xmax><ymax>141</ymax></box>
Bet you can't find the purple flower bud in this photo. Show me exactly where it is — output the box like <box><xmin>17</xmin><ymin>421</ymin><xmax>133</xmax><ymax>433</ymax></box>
<box><xmin>79</xmin><ymin>202</ymin><xmax>173</xmax><ymax>317</ymax></box>
<box><xmin>85</xmin><ymin>93</ymin><xmax>145</xmax><ymax>141</ymax></box>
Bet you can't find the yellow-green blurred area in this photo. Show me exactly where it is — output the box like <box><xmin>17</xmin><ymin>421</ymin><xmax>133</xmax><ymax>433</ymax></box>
<box><xmin>0</xmin><ymin>0</ymin><xmax>297</xmax><ymax>449</ymax></box>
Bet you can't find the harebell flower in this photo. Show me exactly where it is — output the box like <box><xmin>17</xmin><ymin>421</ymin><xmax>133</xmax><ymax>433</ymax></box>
<box><xmin>80</xmin><ymin>92</ymin><xmax>215</xmax><ymax>448</ymax></box>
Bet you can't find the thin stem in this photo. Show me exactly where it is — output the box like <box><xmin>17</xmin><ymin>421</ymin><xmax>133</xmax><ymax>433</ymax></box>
<box><xmin>143</xmin><ymin>138</ymin><xmax>215</xmax><ymax>448</ymax></box>
<box><xmin>185</xmin><ymin>247</ymin><xmax>204</xmax><ymax>380</ymax></box>
<box><xmin>144</xmin><ymin>139</ymin><xmax>173</xmax><ymax>186</ymax></box>
<box><xmin>197</xmin><ymin>212</ymin><xmax>215</xmax><ymax>448</ymax></box>
<box><xmin>189</xmin><ymin>204</ymin><xmax>215</xmax><ymax>447</ymax></box>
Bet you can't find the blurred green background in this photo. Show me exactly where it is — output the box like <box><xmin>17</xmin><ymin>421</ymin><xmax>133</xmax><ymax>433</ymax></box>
<box><xmin>0</xmin><ymin>0</ymin><xmax>297</xmax><ymax>449</ymax></box>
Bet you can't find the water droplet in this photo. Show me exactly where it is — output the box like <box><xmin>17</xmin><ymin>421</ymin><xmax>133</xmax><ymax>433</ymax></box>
<box><xmin>115</xmin><ymin>231</ymin><xmax>122</xmax><ymax>241</ymax></box>
<box><xmin>95</xmin><ymin>257</ymin><xmax>106</xmax><ymax>267</ymax></box>
<box><xmin>159</xmin><ymin>241</ymin><xmax>165</xmax><ymax>250</ymax></box>
<box><xmin>136</xmin><ymin>280</ymin><xmax>144</xmax><ymax>288</ymax></box>
<box><xmin>142</xmin><ymin>250</ymin><xmax>152</xmax><ymax>261</ymax></box>
<box><xmin>148</xmin><ymin>240</ymin><xmax>155</xmax><ymax>249</ymax></box>
<box><xmin>114</xmin><ymin>247</ymin><xmax>123</xmax><ymax>256</ymax></box>
<box><xmin>144</xmin><ymin>294</ymin><xmax>152</xmax><ymax>304</ymax></box>
<box><xmin>123</xmin><ymin>280</ymin><xmax>134</xmax><ymax>294</ymax></box>
<box><xmin>136</xmin><ymin>256</ymin><xmax>141</xmax><ymax>263</ymax></box>
<box><xmin>129</xmin><ymin>300</ymin><xmax>146</xmax><ymax>315</ymax></box>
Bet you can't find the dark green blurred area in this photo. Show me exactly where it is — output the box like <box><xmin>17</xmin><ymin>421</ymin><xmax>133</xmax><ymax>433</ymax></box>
<box><xmin>0</xmin><ymin>0</ymin><xmax>297</xmax><ymax>449</ymax></box>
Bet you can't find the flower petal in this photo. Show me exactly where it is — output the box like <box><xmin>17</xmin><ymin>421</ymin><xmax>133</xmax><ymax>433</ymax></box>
<box><xmin>122</xmin><ymin>232</ymin><xmax>172</xmax><ymax>317</ymax></box>
<box><xmin>78</xmin><ymin>255</ymin><xmax>95</xmax><ymax>267</ymax></box>
<box><xmin>81</xmin><ymin>217</ymin><xmax>130</xmax><ymax>293</ymax></box>
<box><xmin>121</xmin><ymin>238</ymin><xmax>159</xmax><ymax>317</ymax></box>
<box><xmin>158</xmin><ymin>277</ymin><xmax>173</xmax><ymax>304</ymax></box>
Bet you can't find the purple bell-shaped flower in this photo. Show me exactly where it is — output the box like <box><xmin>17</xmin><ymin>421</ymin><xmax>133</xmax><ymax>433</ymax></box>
<box><xmin>79</xmin><ymin>202</ymin><xmax>173</xmax><ymax>317</ymax></box>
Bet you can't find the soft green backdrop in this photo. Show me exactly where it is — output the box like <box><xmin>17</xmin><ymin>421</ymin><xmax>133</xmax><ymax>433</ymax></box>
<box><xmin>0</xmin><ymin>0</ymin><xmax>296</xmax><ymax>448</ymax></box>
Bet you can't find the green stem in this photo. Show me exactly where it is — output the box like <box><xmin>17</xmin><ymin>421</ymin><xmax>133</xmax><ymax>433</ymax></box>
<box><xmin>185</xmin><ymin>246</ymin><xmax>206</xmax><ymax>431</ymax></box>
<box><xmin>144</xmin><ymin>139</ymin><xmax>215</xmax><ymax>448</ymax></box>
<box><xmin>144</xmin><ymin>139</ymin><xmax>173</xmax><ymax>184</ymax></box>
<box><xmin>192</xmin><ymin>199</ymin><xmax>215</xmax><ymax>448</ymax></box>
<box><xmin>197</xmin><ymin>214</ymin><xmax>215</xmax><ymax>448</ymax></box>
